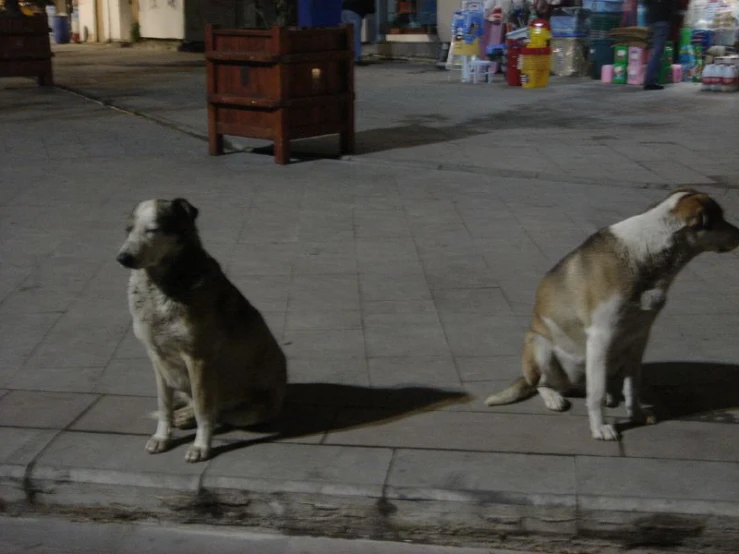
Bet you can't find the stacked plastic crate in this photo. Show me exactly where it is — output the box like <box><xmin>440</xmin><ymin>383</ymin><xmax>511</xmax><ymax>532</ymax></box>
<box><xmin>549</xmin><ymin>8</ymin><xmax>589</xmax><ymax>77</ymax></box>
<box><xmin>585</xmin><ymin>0</ymin><xmax>625</xmax><ymax>79</ymax></box>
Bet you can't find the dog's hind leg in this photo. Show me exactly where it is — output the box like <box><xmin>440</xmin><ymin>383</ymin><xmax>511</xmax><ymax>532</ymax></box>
<box><xmin>528</xmin><ymin>333</ymin><xmax>571</xmax><ymax>412</ymax></box>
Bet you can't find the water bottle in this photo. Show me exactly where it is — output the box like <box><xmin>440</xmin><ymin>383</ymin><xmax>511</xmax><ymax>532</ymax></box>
<box><xmin>637</xmin><ymin>2</ymin><xmax>647</xmax><ymax>27</ymax></box>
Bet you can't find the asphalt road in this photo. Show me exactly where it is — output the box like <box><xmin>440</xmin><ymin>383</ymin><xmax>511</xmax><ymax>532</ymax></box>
<box><xmin>0</xmin><ymin>517</ymin><xmax>530</xmax><ymax>554</ymax></box>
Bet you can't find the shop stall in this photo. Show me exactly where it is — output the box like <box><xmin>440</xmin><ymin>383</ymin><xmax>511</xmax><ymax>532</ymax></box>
<box><xmin>442</xmin><ymin>0</ymin><xmax>739</xmax><ymax>91</ymax></box>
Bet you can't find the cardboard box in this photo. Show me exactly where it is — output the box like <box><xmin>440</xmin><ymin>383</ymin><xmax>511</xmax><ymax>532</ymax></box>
<box><xmin>628</xmin><ymin>46</ymin><xmax>646</xmax><ymax>65</ymax></box>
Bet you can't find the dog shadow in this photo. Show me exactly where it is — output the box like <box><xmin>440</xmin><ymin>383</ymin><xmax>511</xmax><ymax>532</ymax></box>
<box><xmin>205</xmin><ymin>383</ymin><xmax>471</xmax><ymax>459</ymax></box>
<box><xmin>616</xmin><ymin>361</ymin><xmax>739</xmax><ymax>434</ymax></box>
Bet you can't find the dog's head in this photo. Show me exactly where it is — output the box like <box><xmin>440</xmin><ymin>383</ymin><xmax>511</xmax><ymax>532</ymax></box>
<box><xmin>670</xmin><ymin>189</ymin><xmax>739</xmax><ymax>254</ymax></box>
<box><xmin>116</xmin><ymin>198</ymin><xmax>199</xmax><ymax>270</ymax></box>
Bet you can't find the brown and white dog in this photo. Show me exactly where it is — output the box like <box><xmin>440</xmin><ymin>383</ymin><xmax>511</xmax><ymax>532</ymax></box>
<box><xmin>117</xmin><ymin>199</ymin><xmax>287</xmax><ymax>462</ymax></box>
<box><xmin>485</xmin><ymin>189</ymin><xmax>739</xmax><ymax>440</ymax></box>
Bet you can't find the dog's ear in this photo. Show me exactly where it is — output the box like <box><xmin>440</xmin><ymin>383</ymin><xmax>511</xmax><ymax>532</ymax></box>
<box><xmin>172</xmin><ymin>198</ymin><xmax>199</xmax><ymax>222</ymax></box>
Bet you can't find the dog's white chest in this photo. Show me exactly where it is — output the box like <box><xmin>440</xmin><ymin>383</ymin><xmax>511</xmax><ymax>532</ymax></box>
<box><xmin>128</xmin><ymin>274</ymin><xmax>193</xmax><ymax>391</ymax></box>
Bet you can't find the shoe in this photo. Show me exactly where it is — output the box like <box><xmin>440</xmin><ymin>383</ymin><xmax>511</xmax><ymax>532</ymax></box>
<box><xmin>643</xmin><ymin>83</ymin><xmax>664</xmax><ymax>90</ymax></box>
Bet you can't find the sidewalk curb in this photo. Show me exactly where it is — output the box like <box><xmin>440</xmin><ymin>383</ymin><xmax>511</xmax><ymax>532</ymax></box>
<box><xmin>2</xmin><ymin>458</ymin><xmax>738</xmax><ymax>553</ymax></box>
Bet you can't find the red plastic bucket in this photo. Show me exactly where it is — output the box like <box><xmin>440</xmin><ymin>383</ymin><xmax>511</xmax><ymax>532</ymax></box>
<box><xmin>506</xmin><ymin>42</ymin><xmax>522</xmax><ymax>86</ymax></box>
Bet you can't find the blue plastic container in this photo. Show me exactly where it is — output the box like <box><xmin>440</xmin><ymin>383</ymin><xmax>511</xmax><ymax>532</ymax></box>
<box><xmin>52</xmin><ymin>14</ymin><xmax>70</xmax><ymax>44</ymax></box>
<box><xmin>583</xmin><ymin>0</ymin><xmax>625</xmax><ymax>13</ymax></box>
<box><xmin>297</xmin><ymin>0</ymin><xmax>342</xmax><ymax>27</ymax></box>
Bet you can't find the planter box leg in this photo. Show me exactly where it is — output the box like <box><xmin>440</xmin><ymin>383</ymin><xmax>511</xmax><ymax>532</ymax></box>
<box><xmin>274</xmin><ymin>137</ymin><xmax>290</xmax><ymax>165</ymax></box>
<box><xmin>208</xmin><ymin>105</ymin><xmax>223</xmax><ymax>155</ymax></box>
<box><xmin>38</xmin><ymin>69</ymin><xmax>53</xmax><ymax>87</ymax></box>
<box><xmin>340</xmin><ymin>128</ymin><xmax>354</xmax><ymax>155</ymax></box>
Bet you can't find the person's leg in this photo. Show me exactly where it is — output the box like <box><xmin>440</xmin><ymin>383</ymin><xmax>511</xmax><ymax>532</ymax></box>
<box><xmin>341</xmin><ymin>10</ymin><xmax>363</xmax><ymax>63</ymax></box>
<box><xmin>644</xmin><ymin>20</ymin><xmax>670</xmax><ymax>88</ymax></box>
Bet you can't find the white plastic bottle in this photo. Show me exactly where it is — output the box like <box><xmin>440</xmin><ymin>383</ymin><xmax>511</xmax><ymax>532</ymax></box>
<box><xmin>720</xmin><ymin>64</ymin><xmax>732</xmax><ymax>92</ymax></box>
<box><xmin>709</xmin><ymin>64</ymin><xmax>721</xmax><ymax>92</ymax></box>
<box><xmin>701</xmin><ymin>64</ymin><xmax>714</xmax><ymax>91</ymax></box>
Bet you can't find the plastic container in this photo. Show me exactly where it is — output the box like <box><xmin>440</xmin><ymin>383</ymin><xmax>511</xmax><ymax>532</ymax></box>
<box><xmin>601</xmin><ymin>64</ymin><xmax>614</xmax><ymax>82</ymax></box>
<box><xmin>506</xmin><ymin>41</ymin><xmax>522</xmax><ymax>86</ymax></box>
<box><xmin>628</xmin><ymin>46</ymin><xmax>646</xmax><ymax>66</ymax></box>
<box><xmin>614</xmin><ymin>45</ymin><xmax>628</xmax><ymax>66</ymax></box>
<box><xmin>52</xmin><ymin>14</ymin><xmax>70</xmax><ymax>44</ymax></box>
<box><xmin>627</xmin><ymin>64</ymin><xmax>646</xmax><ymax>85</ymax></box>
<box><xmin>583</xmin><ymin>0</ymin><xmax>624</xmax><ymax>13</ymax></box>
<box><xmin>612</xmin><ymin>63</ymin><xmax>627</xmax><ymax>84</ymax></box>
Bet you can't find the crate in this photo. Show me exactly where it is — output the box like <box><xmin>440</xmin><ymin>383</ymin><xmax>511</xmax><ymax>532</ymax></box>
<box><xmin>205</xmin><ymin>24</ymin><xmax>355</xmax><ymax>165</ymax></box>
<box><xmin>550</xmin><ymin>8</ymin><xmax>589</xmax><ymax>38</ymax></box>
<box><xmin>0</xmin><ymin>15</ymin><xmax>53</xmax><ymax>86</ymax></box>
<box><xmin>583</xmin><ymin>0</ymin><xmax>625</xmax><ymax>13</ymax></box>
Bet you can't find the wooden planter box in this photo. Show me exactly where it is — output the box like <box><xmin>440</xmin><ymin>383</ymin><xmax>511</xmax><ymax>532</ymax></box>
<box><xmin>0</xmin><ymin>15</ymin><xmax>53</xmax><ymax>86</ymax></box>
<box><xmin>205</xmin><ymin>24</ymin><xmax>355</xmax><ymax>164</ymax></box>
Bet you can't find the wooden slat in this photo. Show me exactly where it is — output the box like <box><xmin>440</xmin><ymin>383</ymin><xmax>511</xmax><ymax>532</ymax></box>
<box><xmin>205</xmin><ymin>51</ymin><xmax>278</xmax><ymax>63</ymax></box>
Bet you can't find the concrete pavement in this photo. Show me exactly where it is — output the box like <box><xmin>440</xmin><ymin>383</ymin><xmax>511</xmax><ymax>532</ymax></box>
<box><xmin>0</xmin><ymin>45</ymin><xmax>738</xmax><ymax>552</ymax></box>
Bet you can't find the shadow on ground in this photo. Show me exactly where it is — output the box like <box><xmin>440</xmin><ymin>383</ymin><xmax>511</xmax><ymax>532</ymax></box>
<box><xmin>206</xmin><ymin>384</ymin><xmax>470</xmax><ymax>459</ymax></box>
<box><xmin>642</xmin><ymin>361</ymin><xmax>739</xmax><ymax>424</ymax></box>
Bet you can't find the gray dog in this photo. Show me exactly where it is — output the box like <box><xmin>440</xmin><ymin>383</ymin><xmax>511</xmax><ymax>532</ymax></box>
<box><xmin>117</xmin><ymin>198</ymin><xmax>287</xmax><ymax>462</ymax></box>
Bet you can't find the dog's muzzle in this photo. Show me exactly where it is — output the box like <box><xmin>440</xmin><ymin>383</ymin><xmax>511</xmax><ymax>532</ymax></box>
<box><xmin>116</xmin><ymin>252</ymin><xmax>136</xmax><ymax>268</ymax></box>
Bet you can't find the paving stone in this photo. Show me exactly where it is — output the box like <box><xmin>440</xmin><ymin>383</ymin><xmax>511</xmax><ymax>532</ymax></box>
<box><xmin>325</xmin><ymin>409</ymin><xmax>622</xmax><ymax>457</ymax></box>
<box><xmin>454</xmin><ymin>356</ymin><xmax>522</xmax><ymax>382</ymax></box>
<box><xmin>622</xmin><ymin>420</ymin><xmax>739</xmax><ymax>462</ymax></box>
<box><xmin>288</xmin><ymin>274</ymin><xmax>360</xmax><ymax>312</ymax></box>
<box><xmin>229</xmin><ymin>274</ymin><xmax>291</xmax><ymax>313</ymax></box>
<box><xmin>285</xmin><ymin>310</ymin><xmax>362</xmax><ymax>332</ymax></box>
<box><xmin>7</xmin><ymin>366</ymin><xmax>105</xmax><ymax>394</ymax></box>
<box><xmin>576</xmin><ymin>456</ymin><xmax>739</xmax><ymax>515</ymax></box>
<box><xmin>292</xmin><ymin>242</ymin><xmax>357</xmax><ymax>275</ymax></box>
<box><xmin>0</xmin><ymin>390</ymin><xmax>98</xmax><ymax>429</ymax></box>
<box><xmin>0</xmin><ymin>427</ymin><xmax>59</xmax><ymax>467</ymax></box>
<box><xmin>31</xmin><ymin>431</ymin><xmax>205</xmax><ymax>488</ymax></box>
<box><xmin>228</xmin><ymin>242</ymin><xmax>296</xmax><ymax>276</ymax></box>
<box><xmin>355</xmin><ymin>238</ymin><xmax>421</xmax><ymax>274</ymax></box>
<box><xmin>0</xmin><ymin>313</ymin><xmax>61</xmax><ymax>380</ymax></box>
<box><xmin>70</xmin><ymin>394</ymin><xmax>157</xmax><ymax>435</ymax></box>
<box><xmin>440</xmin><ymin>313</ymin><xmax>529</xmax><ymax>357</ymax></box>
<box><xmin>23</xmin><ymin>311</ymin><xmax>130</xmax><ymax>369</ymax></box>
<box><xmin>286</xmin><ymin>357</ymin><xmax>369</xmax><ymax>386</ymax></box>
<box><xmin>358</xmin><ymin>270</ymin><xmax>431</xmax><ymax>302</ymax></box>
<box><xmin>110</xmin><ymin>325</ymin><xmax>145</xmax><ymax>359</ymax></box>
<box><xmin>364</xmin><ymin>311</ymin><xmax>449</xmax><ymax>358</ymax></box>
<box><xmin>387</xmin><ymin>449</ymin><xmax>576</xmax><ymax>505</ymax></box>
<box><xmin>432</xmin><ymin>288</ymin><xmax>511</xmax><ymax>316</ymax></box>
<box><xmin>283</xmin><ymin>329</ymin><xmax>366</xmax><ymax>359</ymax></box>
<box><xmin>368</xmin><ymin>356</ymin><xmax>460</xmax><ymax>387</ymax></box>
<box><xmin>204</xmin><ymin>443</ymin><xmax>393</xmax><ymax>496</ymax></box>
<box><xmin>422</xmin><ymin>255</ymin><xmax>498</xmax><ymax>290</ymax></box>
<box><xmin>94</xmin><ymin>359</ymin><xmax>156</xmax><ymax>397</ymax></box>
<box><xmin>362</xmin><ymin>299</ymin><xmax>438</xmax><ymax>315</ymax></box>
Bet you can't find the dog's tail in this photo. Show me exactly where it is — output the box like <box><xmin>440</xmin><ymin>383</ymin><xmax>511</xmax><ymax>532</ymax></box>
<box><xmin>484</xmin><ymin>377</ymin><xmax>536</xmax><ymax>406</ymax></box>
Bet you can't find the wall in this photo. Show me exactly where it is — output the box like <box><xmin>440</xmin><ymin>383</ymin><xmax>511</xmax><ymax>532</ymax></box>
<box><xmin>139</xmin><ymin>0</ymin><xmax>185</xmax><ymax>39</ymax></box>
<box><xmin>77</xmin><ymin>0</ymin><xmax>97</xmax><ymax>41</ymax></box>
<box><xmin>437</xmin><ymin>0</ymin><xmax>456</xmax><ymax>43</ymax></box>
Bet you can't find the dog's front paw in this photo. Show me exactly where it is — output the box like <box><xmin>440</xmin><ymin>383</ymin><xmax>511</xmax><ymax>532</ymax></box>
<box><xmin>591</xmin><ymin>424</ymin><xmax>619</xmax><ymax>441</ymax></box>
<box><xmin>185</xmin><ymin>444</ymin><xmax>211</xmax><ymax>463</ymax></box>
<box><xmin>146</xmin><ymin>436</ymin><xmax>171</xmax><ymax>454</ymax></box>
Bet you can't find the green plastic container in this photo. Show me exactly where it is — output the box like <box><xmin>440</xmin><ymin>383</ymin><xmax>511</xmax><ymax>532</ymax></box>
<box><xmin>679</xmin><ymin>27</ymin><xmax>692</xmax><ymax>49</ymax></box>
<box><xmin>614</xmin><ymin>45</ymin><xmax>628</xmax><ymax>66</ymax></box>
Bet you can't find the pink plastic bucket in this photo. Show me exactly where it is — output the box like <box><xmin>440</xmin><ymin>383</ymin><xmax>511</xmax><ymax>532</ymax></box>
<box><xmin>671</xmin><ymin>64</ymin><xmax>682</xmax><ymax>83</ymax></box>
<box><xmin>601</xmin><ymin>64</ymin><xmax>614</xmax><ymax>83</ymax></box>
